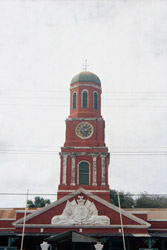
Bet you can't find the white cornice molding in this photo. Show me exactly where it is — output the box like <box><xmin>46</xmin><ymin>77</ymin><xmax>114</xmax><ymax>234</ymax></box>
<box><xmin>59</xmin><ymin>152</ymin><xmax>109</xmax><ymax>157</ymax></box>
<box><xmin>128</xmin><ymin>211</ymin><xmax>148</xmax><ymax>214</ymax></box>
<box><xmin>66</xmin><ymin>118</ymin><xmax>104</xmax><ymax>121</ymax></box>
<box><xmin>14</xmin><ymin>224</ymin><xmax>149</xmax><ymax>229</ymax></box>
<box><xmin>16</xmin><ymin>210</ymin><xmax>37</xmax><ymax>213</ymax></box>
<box><xmin>70</xmin><ymin>83</ymin><xmax>101</xmax><ymax>91</ymax></box>
<box><xmin>148</xmin><ymin>219</ymin><xmax>167</xmax><ymax>221</ymax></box>
<box><xmin>58</xmin><ymin>190</ymin><xmax>110</xmax><ymax>193</ymax></box>
<box><xmin>132</xmin><ymin>234</ymin><xmax>150</xmax><ymax>237</ymax></box>
<box><xmin>149</xmin><ymin>228</ymin><xmax>167</xmax><ymax>231</ymax></box>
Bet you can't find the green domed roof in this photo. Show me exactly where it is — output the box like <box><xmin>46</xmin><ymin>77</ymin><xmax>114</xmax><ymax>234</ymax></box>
<box><xmin>71</xmin><ymin>71</ymin><xmax>101</xmax><ymax>85</ymax></box>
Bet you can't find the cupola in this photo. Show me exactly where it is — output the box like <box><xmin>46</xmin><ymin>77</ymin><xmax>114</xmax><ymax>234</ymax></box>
<box><xmin>69</xmin><ymin>71</ymin><xmax>102</xmax><ymax>118</ymax></box>
<box><xmin>71</xmin><ymin>71</ymin><xmax>101</xmax><ymax>85</ymax></box>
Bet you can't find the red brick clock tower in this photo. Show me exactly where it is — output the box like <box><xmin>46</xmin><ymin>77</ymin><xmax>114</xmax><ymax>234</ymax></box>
<box><xmin>4</xmin><ymin>71</ymin><xmax>151</xmax><ymax>247</ymax></box>
<box><xmin>58</xmin><ymin>71</ymin><xmax>110</xmax><ymax>201</ymax></box>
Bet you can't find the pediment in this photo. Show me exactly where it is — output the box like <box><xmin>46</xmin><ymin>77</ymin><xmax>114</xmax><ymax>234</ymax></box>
<box><xmin>13</xmin><ymin>188</ymin><xmax>150</xmax><ymax>228</ymax></box>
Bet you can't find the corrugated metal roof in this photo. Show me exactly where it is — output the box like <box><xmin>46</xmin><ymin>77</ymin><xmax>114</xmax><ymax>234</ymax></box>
<box><xmin>0</xmin><ymin>208</ymin><xmax>38</xmax><ymax>219</ymax></box>
<box><xmin>0</xmin><ymin>209</ymin><xmax>16</xmax><ymax>219</ymax></box>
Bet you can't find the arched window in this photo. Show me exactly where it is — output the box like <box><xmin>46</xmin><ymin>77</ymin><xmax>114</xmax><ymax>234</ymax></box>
<box><xmin>82</xmin><ymin>90</ymin><xmax>88</xmax><ymax>108</ymax></box>
<box><xmin>93</xmin><ymin>91</ymin><xmax>98</xmax><ymax>110</ymax></box>
<box><xmin>78</xmin><ymin>161</ymin><xmax>90</xmax><ymax>185</ymax></box>
<box><xmin>72</xmin><ymin>92</ymin><xmax>76</xmax><ymax>110</ymax></box>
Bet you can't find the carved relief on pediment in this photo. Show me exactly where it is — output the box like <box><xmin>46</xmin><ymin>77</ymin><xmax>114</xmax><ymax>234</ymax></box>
<box><xmin>51</xmin><ymin>196</ymin><xmax>110</xmax><ymax>225</ymax></box>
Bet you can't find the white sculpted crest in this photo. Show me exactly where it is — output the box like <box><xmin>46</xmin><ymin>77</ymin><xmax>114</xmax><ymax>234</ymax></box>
<box><xmin>51</xmin><ymin>196</ymin><xmax>110</xmax><ymax>225</ymax></box>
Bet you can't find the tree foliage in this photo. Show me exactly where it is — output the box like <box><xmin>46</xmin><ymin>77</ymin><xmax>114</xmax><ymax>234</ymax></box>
<box><xmin>110</xmin><ymin>189</ymin><xmax>134</xmax><ymax>208</ymax></box>
<box><xmin>110</xmin><ymin>189</ymin><xmax>167</xmax><ymax>208</ymax></box>
<box><xmin>27</xmin><ymin>196</ymin><xmax>51</xmax><ymax>208</ymax></box>
<box><xmin>135</xmin><ymin>192</ymin><xmax>167</xmax><ymax>208</ymax></box>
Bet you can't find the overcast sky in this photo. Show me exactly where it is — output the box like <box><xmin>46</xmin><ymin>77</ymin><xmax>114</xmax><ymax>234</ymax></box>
<box><xmin>0</xmin><ymin>0</ymin><xmax>167</xmax><ymax>207</ymax></box>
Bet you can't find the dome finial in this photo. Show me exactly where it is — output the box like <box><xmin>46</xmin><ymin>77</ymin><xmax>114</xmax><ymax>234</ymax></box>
<box><xmin>83</xmin><ymin>59</ymin><xmax>89</xmax><ymax>72</ymax></box>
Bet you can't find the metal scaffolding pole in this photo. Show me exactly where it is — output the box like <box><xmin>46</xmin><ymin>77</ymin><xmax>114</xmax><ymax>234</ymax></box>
<box><xmin>117</xmin><ymin>191</ymin><xmax>126</xmax><ymax>250</ymax></box>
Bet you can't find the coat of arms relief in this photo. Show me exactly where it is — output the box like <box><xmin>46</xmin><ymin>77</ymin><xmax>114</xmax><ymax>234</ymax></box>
<box><xmin>51</xmin><ymin>196</ymin><xmax>110</xmax><ymax>225</ymax></box>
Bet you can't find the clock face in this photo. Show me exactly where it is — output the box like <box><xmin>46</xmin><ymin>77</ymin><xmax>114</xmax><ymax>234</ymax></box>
<box><xmin>76</xmin><ymin>122</ymin><xmax>93</xmax><ymax>139</ymax></box>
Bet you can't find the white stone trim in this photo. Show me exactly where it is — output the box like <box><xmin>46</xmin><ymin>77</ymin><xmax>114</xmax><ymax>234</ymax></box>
<box><xmin>92</xmin><ymin>154</ymin><xmax>98</xmax><ymax>186</ymax></box>
<box><xmin>58</xmin><ymin>190</ymin><xmax>110</xmax><ymax>193</ymax></box>
<box><xmin>71</xmin><ymin>154</ymin><xmax>76</xmax><ymax>185</ymax></box>
<box><xmin>16</xmin><ymin>210</ymin><xmax>36</xmax><ymax>213</ymax></box>
<box><xmin>100</xmin><ymin>155</ymin><xmax>106</xmax><ymax>185</ymax></box>
<box><xmin>71</xmin><ymin>83</ymin><xmax>101</xmax><ymax>90</ymax></box>
<box><xmin>128</xmin><ymin>211</ymin><xmax>148</xmax><ymax>214</ymax></box>
<box><xmin>132</xmin><ymin>234</ymin><xmax>150</xmax><ymax>237</ymax></box>
<box><xmin>148</xmin><ymin>219</ymin><xmax>167</xmax><ymax>221</ymax></box>
<box><xmin>66</xmin><ymin>118</ymin><xmax>104</xmax><ymax>121</ymax></box>
<box><xmin>62</xmin><ymin>154</ymin><xmax>68</xmax><ymax>185</ymax></box>
<box><xmin>13</xmin><ymin>224</ymin><xmax>149</xmax><ymax>229</ymax></box>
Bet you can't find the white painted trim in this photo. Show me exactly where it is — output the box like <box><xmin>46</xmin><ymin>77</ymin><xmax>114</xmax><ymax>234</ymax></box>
<box><xmin>132</xmin><ymin>234</ymin><xmax>150</xmax><ymax>237</ymax></box>
<box><xmin>92</xmin><ymin>154</ymin><xmax>97</xmax><ymax>185</ymax></box>
<box><xmin>62</xmin><ymin>154</ymin><xmax>68</xmax><ymax>185</ymax></box>
<box><xmin>58</xmin><ymin>190</ymin><xmax>110</xmax><ymax>193</ymax></box>
<box><xmin>128</xmin><ymin>211</ymin><xmax>148</xmax><ymax>214</ymax></box>
<box><xmin>67</xmin><ymin>118</ymin><xmax>104</xmax><ymax>121</ymax></box>
<box><xmin>13</xmin><ymin>224</ymin><xmax>149</xmax><ymax>229</ymax></box>
<box><xmin>13</xmin><ymin>188</ymin><xmax>150</xmax><ymax>227</ymax></box>
<box><xmin>148</xmin><ymin>219</ymin><xmax>167</xmax><ymax>221</ymax></box>
<box><xmin>71</xmin><ymin>154</ymin><xmax>76</xmax><ymax>185</ymax></box>
<box><xmin>149</xmin><ymin>228</ymin><xmax>167</xmax><ymax>231</ymax></box>
<box><xmin>16</xmin><ymin>210</ymin><xmax>36</xmax><ymax>213</ymax></box>
<box><xmin>71</xmin><ymin>83</ymin><xmax>101</xmax><ymax>90</ymax></box>
<box><xmin>100</xmin><ymin>154</ymin><xmax>106</xmax><ymax>185</ymax></box>
<box><xmin>0</xmin><ymin>227</ymin><xmax>15</xmax><ymax>229</ymax></box>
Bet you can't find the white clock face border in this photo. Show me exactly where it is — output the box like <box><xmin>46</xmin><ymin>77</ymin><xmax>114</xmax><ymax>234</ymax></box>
<box><xmin>75</xmin><ymin>122</ymin><xmax>94</xmax><ymax>139</ymax></box>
